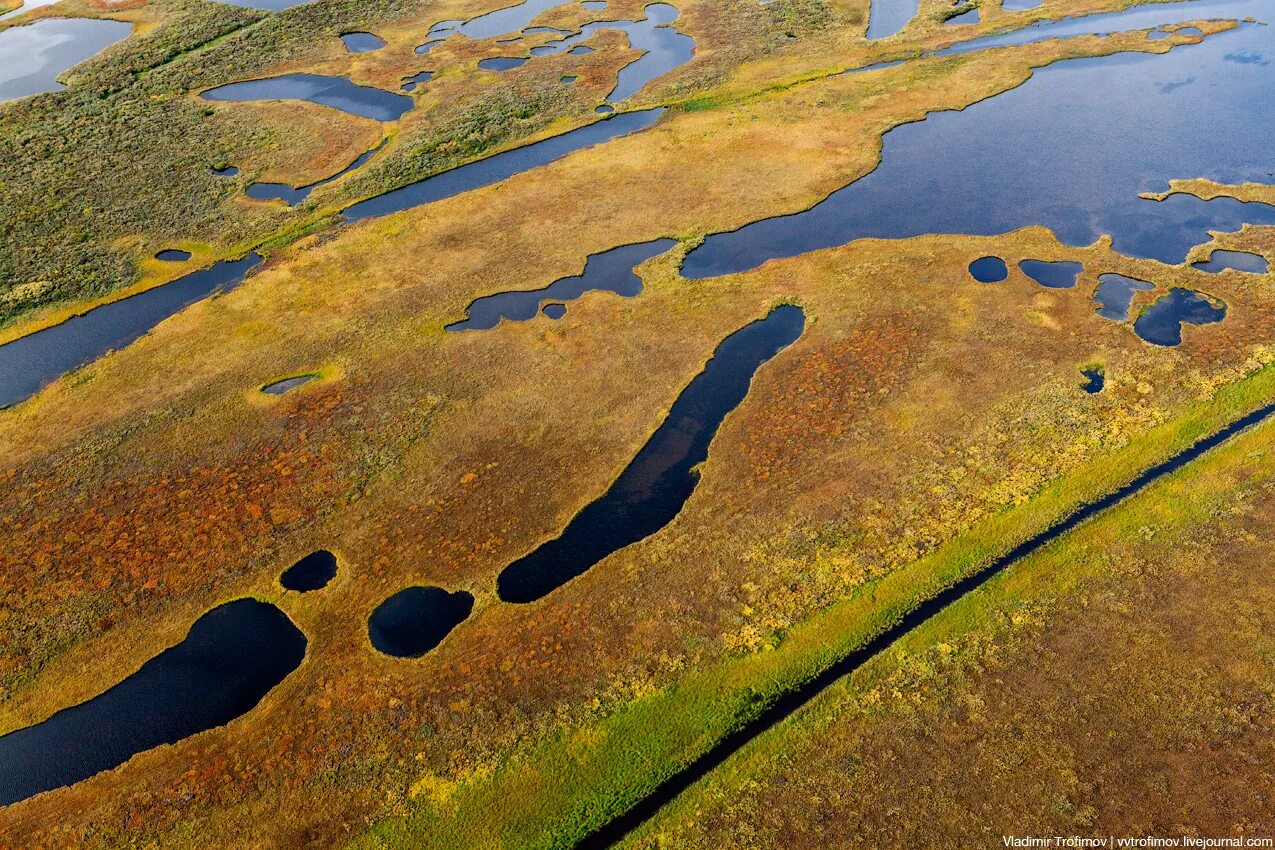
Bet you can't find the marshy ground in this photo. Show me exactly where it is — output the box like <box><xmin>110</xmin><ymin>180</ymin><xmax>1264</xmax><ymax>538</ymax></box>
<box><xmin>0</xmin><ymin>0</ymin><xmax>1273</xmax><ymax>846</ymax></box>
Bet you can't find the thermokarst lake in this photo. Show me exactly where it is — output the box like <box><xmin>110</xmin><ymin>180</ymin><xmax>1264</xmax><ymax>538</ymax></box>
<box><xmin>1</xmin><ymin>0</ymin><xmax>1274</xmax><ymax>846</ymax></box>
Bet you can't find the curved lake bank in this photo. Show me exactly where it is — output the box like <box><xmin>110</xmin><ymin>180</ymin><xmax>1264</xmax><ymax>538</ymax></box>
<box><xmin>683</xmin><ymin>7</ymin><xmax>1275</xmax><ymax>280</ymax></box>
<box><xmin>0</xmin><ymin>599</ymin><xmax>305</xmax><ymax>807</ymax></box>
<box><xmin>0</xmin><ymin>17</ymin><xmax>130</xmax><ymax>103</ymax></box>
<box><xmin>498</xmin><ymin>305</ymin><xmax>805</xmax><ymax>603</ymax></box>
<box><xmin>0</xmin><ymin>254</ymin><xmax>262</xmax><ymax>409</ymax></box>
<box><xmin>201</xmin><ymin>73</ymin><xmax>412</xmax><ymax>121</ymax></box>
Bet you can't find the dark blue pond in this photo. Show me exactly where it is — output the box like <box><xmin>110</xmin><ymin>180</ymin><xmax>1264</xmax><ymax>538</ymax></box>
<box><xmin>479</xmin><ymin>56</ymin><xmax>528</xmax><ymax>71</ymax></box>
<box><xmin>343</xmin><ymin>108</ymin><xmax>663</xmax><ymax>222</ymax></box>
<box><xmin>401</xmin><ymin>70</ymin><xmax>434</xmax><ymax>92</ymax></box>
<box><xmin>1094</xmin><ymin>273</ymin><xmax>1155</xmax><ymax>321</ymax></box>
<box><xmin>262</xmin><ymin>373</ymin><xmax>318</xmax><ymax>395</ymax></box>
<box><xmin>456</xmin><ymin>0</ymin><xmax>576</xmax><ymax>39</ymax></box>
<box><xmin>212</xmin><ymin>164</ymin><xmax>240</xmax><ymax>177</ymax></box>
<box><xmin>201</xmin><ymin>73</ymin><xmax>413</xmax><ymax>121</ymax></box>
<box><xmin>543</xmin><ymin>302</ymin><xmax>567</xmax><ymax>318</ymax></box>
<box><xmin>682</xmin><ymin>1</ymin><xmax>1275</xmax><ymax>280</ymax></box>
<box><xmin>1192</xmin><ymin>248</ymin><xmax>1269</xmax><ymax>274</ymax></box>
<box><xmin>969</xmin><ymin>256</ymin><xmax>1007</xmax><ymax>282</ymax></box>
<box><xmin>340</xmin><ymin>31</ymin><xmax>386</xmax><ymax>53</ymax></box>
<box><xmin>0</xmin><ymin>599</ymin><xmax>304</xmax><ymax>807</ymax></box>
<box><xmin>0</xmin><ymin>17</ymin><xmax>131</xmax><ymax>103</ymax></box>
<box><xmin>0</xmin><ymin>254</ymin><xmax>262</xmax><ymax>409</ymax></box>
<box><xmin>246</xmin><ymin>139</ymin><xmax>387</xmax><ymax>205</ymax></box>
<box><xmin>280</xmin><ymin>550</ymin><xmax>337</xmax><ymax>591</ymax></box>
<box><xmin>1081</xmin><ymin>366</ymin><xmax>1105</xmax><ymax>393</ymax></box>
<box><xmin>155</xmin><ymin>249</ymin><xmax>192</xmax><ymax>262</ymax></box>
<box><xmin>368</xmin><ymin>587</ymin><xmax>473</xmax><ymax>657</ymax></box>
<box><xmin>1020</xmin><ymin>259</ymin><xmax>1083</xmax><ymax>288</ymax></box>
<box><xmin>497</xmin><ymin>305</ymin><xmax>806</xmax><ymax>603</ymax></box>
<box><xmin>446</xmin><ymin>238</ymin><xmax>676</xmax><ymax>331</ymax></box>
<box><xmin>1133</xmin><ymin>287</ymin><xmax>1226</xmax><ymax>345</ymax></box>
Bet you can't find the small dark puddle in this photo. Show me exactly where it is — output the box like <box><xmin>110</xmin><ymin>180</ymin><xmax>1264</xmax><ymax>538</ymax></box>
<box><xmin>212</xmin><ymin>165</ymin><xmax>240</xmax><ymax>177</ymax></box>
<box><xmin>479</xmin><ymin>56</ymin><xmax>529</xmax><ymax>71</ymax></box>
<box><xmin>1080</xmin><ymin>366</ymin><xmax>1104</xmax><ymax>393</ymax></box>
<box><xmin>401</xmin><ymin>70</ymin><xmax>434</xmax><ymax>92</ymax></box>
<box><xmin>415</xmin><ymin>38</ymin><xmax>444</xmax><ymax>54</ymax></box>
<box><xmin>561</xmin><ymin>75</ymin><xmax>578</xmax><ymax>84</ymax></box>
<box><xmin>0</xmin><ymin>599</ymin><xmax>305</xmax><ymax>807</ymax></box>
<box><xmin>1192</xmin><ymin>249</ymin><xmax>1269</xmax><ymax>274</ymax></box>
<box><xmin>1020</xmin><ymin>259</ymin><xmax>1082</xmax><ymax>288</ymax></box>
<box><xmin>1133</xmin><ymin>287</ymin><xmax>1226</xmax><ymax>346</ymax></box>
<box><xmin>262</xmin><ymin>373</ymin><xmax>318</xmax><ymax>395</ymax></box>
<box><xmin>596</xmin><ymin>104</ymin><xmax>615</xmax><ymax>114</ymax></box>
<box><xmin>0</xmin><ymin>254</ymin><xmax>263</xmax><ymax>409</ymax></box>
<box><xmin>543</xmin><ymin>302</ymin><xmax>567</xmax><ymax>319</ymax></box>
<box><xmin>155</xmin><ymin>249</ymin><xmax>191</xmax><ymax>262</ymax></box>
<box><xmin>368</xmin><ymin>587</ymin><xmax>473</xmax><ymax>657</ymax></box>
<box><xmin>340</xmin><ymin>31</ymin><xmax>386</xmax><ymax>53</ymax></box>
<box><xmin>201</xmin><ymin>73</ymin><xmax>413</xmax><ymax>121</ymax></box>
<box><xmin>247</xmin><ymin>139</ymin><xmax>387</xmax><ymax>205</ymax></box>
<box><xmin>280</xmin><ymin>550</ymin><xmax>337</xmax><ymax>591</ymax></box>
<box><xmin>1094</xmin><ymin>273</ymin><xmax>1155</xmax><ymax>321</ymax></box>
<box><xmin>497</xmin><ymin>305</ymin><xmax>806</xmax><ymax>603</ymax></box>
<box><xmin>343</xmin><ymin>108</ymin><xmax>663</xmax><ymax>222</ymax></box>
<box><xmin>446</xmin><ymin>238</ymin><xmax>676</xmax><ymax>332</ymax></box>
<box><xmin>969</xmin><ymin>255</ymin><xmax>1007</xmax><ymax>282</ymax></box>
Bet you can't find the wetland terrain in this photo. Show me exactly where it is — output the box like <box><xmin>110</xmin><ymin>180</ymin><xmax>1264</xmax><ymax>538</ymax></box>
<box><xmin>0</xmin><ymin>0</ymin><xmax>1273</xmax><ymax>845</ymax></box>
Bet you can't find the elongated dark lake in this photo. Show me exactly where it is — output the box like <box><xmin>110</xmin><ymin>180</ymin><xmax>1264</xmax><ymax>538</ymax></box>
<box><xmin>0</xmin><ymin>254</ymin><xmax>262</xmax><ymax>409</ymax></box>
<box><xmin>498</xmin><ymin>305</ymin><xmax>806</xmax><ymax>603</ymax></box>
<box><xmin>368</xmin><ymin>587</ymin><xmax>473</xmax><ymax>657</ymax></box>
<box><xmin>0</xmin><ymin>599</ymin><xmax>305</xmax><ymax>807</ymax></box>
<box><xmin>201</xmin><ymin>74</ymin><xmax>413</xmax><ymax>121</ymax></box>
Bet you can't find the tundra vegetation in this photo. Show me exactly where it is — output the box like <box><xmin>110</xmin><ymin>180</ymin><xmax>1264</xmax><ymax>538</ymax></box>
<box><xmin>0</xmin><ymin>0</ymin><xmax>1272</xmax><ymax>845</ymax></box>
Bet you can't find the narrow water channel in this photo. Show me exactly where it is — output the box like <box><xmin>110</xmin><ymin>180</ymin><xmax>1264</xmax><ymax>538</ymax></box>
<box><xmin>497</xmin><ymin>305</ymin><xmax>805</xmax><ymax>603</ymax></box>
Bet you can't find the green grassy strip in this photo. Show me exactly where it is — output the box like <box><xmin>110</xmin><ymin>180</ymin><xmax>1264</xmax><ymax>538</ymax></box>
<box><xmin>349</xmin><ymin>365</ymin><xmax>1275</xmax><ymax>850</ymax></box>
<box><xmin>625</xmin><ymin>358</ymin><xmax>1274</xmax><ymax>842</ymax></box>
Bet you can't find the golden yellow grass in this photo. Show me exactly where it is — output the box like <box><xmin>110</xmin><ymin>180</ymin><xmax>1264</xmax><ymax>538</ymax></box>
<box><xmin>0</xmin><ymin>12</ymin><xmax>1266</xmax><ymax>849</ymax></box>
<box><xmin>622</xmin><ymin>404</ymin><xmax>1275</xmax><ymax>850</ymax></box>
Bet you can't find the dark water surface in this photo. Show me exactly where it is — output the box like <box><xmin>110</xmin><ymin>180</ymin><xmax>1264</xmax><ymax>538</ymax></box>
<box><xmin>0</xmin><ymin>17</ymin><xmax>130</xmax><ymax>102</ymax></box>
<box><xmin>280</xmin><ymin>550</ymin><xmax>338</xmax><ymax>591</ymax></box>
<box><xmin>368</xmin><ymin>587</ymin><xmax>473</xmax><ymax>657</ymax></box>
<box><xmin>1081</xmin><ymin>366</ymin><xmax>1105</xmax><ymax>393</ymax></box>
<box><xmin>155</xmin><ymin>249</ymin><xmax>192</xmax><ymax>262</ymax></box>
<box><xmin>1020</xmin><ymin>259</ymin><xmax>1083</xmax><ymax>288</ymax></box>
<box><xmin>344</xmin><ymin>108</ymin><xmax>663</xmax><ymax>221</ymax></box>
<box><xmin>0</xmin><ymin>254</ymin><xmax>262</xmax><ymax>409</ymax></box>
<box><xmin>246</xmin><ymin>140</ymin><xmax>387</xmax><ymax>205</ymax></box>
<box><xmin>201</xmin><ymin>73</ymin><xmax>413</xmax><ymax>121</ymax></box>
<box><xmin>1192</xmin><ymin>248</ymin><xmax>1269</xmax><ymax>273</ymax></box>
<box><xmin>0</xmin><ymin>599</ymin><xmax>305</xmax><ymax>806</ymax></box>
<box><xmin>446</xmin><ymin>238</ymin><xmax>676</xmax><ymax>331</ymax></box>
<box><xmin>1133</xmin><ymin>287</ymin><xmax>1226</xmax><ymax>345</ymax></box>
<box><xmin>498</xmin><ymin>305</ymin><xmax>806</xmax><ymax>603</ymax></box>
<box><xmin>684</xmin><ymin>6</ymin><xmax>1275</xmax><ymax>280</ymax></box>
<box><xmin>340</xmin><ymin>31</ymin><xmax>385</xmax><ymax>53</ymax></box>
<box><xmin>1094</xmin><ymin>273</ymin><xmax>1155</xmax><ymax>320</ymax></box>
<box><xmin>969</xmin><ymin>256</ymin><xmax>1008</xmax><ymax>282</ymax></box>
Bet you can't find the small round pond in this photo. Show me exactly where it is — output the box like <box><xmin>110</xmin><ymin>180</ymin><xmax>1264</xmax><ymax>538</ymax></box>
<box><xmin>969</xmin><ymin>256</ymin><xmax>1008</xmax><ymax>282</ymax></box>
